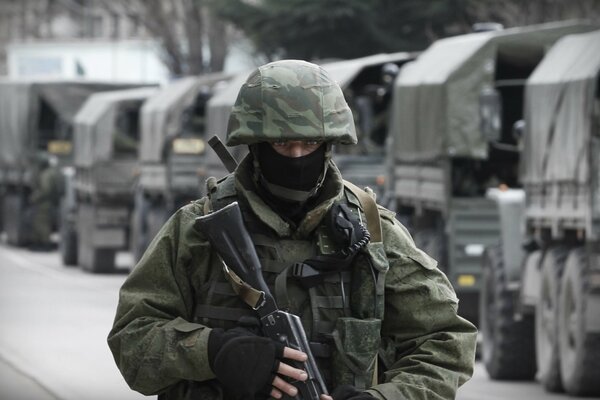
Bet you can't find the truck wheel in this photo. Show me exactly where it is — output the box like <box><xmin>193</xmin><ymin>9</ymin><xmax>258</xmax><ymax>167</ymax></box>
<box><xmin>4</xmin><ymin>193</ymin><xmax>29</xmax><ymax>246</ymax></box>
<box><xmin>481</xmin><ymin>245</ymin><xmax>536</xmax><ymax>379</ymax></box>
<box><xmin>536</xmin><ymin>246</ymin><xmax>568</xmax><ymax>392</ymax></box>
<box><xmin>59</xmin><ymin>199</ymin><xmax>78</xmax><ymax>266</ymax></box>
<box><xmin>0</xmin><ymin>193</ymin><xmax>4</xmax><ymax>231</ymax></box>
<box><xmin>147</xmin><ymin>203</ymin><xmax>168</xmax><ymax>245</ymax></box>
<box><xmin>77</xmin><ymin>204</ymin><xmax>116</xmax><ymax>273</ymax></box>
<box><xmin>558</xmin><ymin>248</ymin><xmax>600</xmax><ymax>396</ymax></box>
<box><xmin>80</xmin><ymin>247</ymin><xmax>116</xmax><ymax>274</ymax></box>
<box><xmin>60</xmin><ymin>224</ymin><xmax>78</xmax><ymax>266</ymax></box>
<box><xmin>130</xmin><ymin>192</ymin><xmax>149</xmax><ymax>263</ymax></box>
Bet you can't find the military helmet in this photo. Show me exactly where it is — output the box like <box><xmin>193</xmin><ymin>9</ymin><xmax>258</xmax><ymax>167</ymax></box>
<box><xmin>226</xmin><ymin>60</ymin><xmax>357</xmax><ymax>146</ymax></box>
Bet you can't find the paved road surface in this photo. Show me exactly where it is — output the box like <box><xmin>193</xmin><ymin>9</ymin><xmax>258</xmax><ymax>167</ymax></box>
<box><xmin>0</xmin><ymin>243</ymin><xmax>597</xmax><ymax>400</ymax></box>
<box><xmin>0</xmin><ymin>244</ymin><xmax>142</xmax><ymax>400</ymax></box>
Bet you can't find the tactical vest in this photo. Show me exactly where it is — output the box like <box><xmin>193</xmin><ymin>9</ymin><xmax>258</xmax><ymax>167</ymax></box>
<box><xmin>193</xmin><ymin>174</ymin><xmax>390</xmax><ymax>392</ymax></box>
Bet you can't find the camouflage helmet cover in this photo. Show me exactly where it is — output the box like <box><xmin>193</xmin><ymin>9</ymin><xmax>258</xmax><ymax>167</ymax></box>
<box><xmin>226</xmin><ymin>60</ymin><xmax>357</xmax><ymax>146</ymax></box>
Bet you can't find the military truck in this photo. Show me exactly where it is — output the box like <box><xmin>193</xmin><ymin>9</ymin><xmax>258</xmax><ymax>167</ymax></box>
<box><xmin>204</xmin><ymin>53</ymin><xmax>415</xmax><ymax>202</ymax></box>
<box><xmin>61</xmin><ymin>87</ymin><xmax>157</xmax><ymax>272</ymax></box>
<box><xmin>0</xmin><ymin>80</ymin><xmax>138</xmax><ymax>247</ymax></box>
<box><xmin>480</xmin><ymin>30</ymin><xmax>600</xmax><ymax>397</ymax></box>
<box><xmin>387</xmin><ymin>21</ymin><xmax>596</xmax><ymax>325</ymax></box>
<box><xmin>205</xmin><ymin>70</ymin><xmax>254</xmax><ymax>178</ymax></box>
<box><xmin>130</xmin><ymin>74</ymin><xmax>230</xmax><ymax>261</ymax></box>
<box><xmin>322</xmin><ymin>53</ymin><xmax>416</xmax><ymax>201</ymax></box>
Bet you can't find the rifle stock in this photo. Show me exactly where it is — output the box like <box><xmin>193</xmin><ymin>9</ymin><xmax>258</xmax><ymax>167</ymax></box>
<box><xmin>195</xmin><ymin>202</ymin><xmax>328</xmax><ymax>399</ymax></box>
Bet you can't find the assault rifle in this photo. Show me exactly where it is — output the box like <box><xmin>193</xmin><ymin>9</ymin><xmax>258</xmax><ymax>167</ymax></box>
<box><xmin>195</xmin><ymin>201</ymin><xmax>328</xmax><ymax>399</ymax></box>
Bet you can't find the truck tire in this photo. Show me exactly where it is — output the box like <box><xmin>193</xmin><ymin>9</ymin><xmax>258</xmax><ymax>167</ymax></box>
<box><xmin>536</xmin><ymin>246</ymin><xmax>568</xmax><ymax>393</ymax></box>
<box><xmin>77</xmin><ymin>204</ymin><xmax>116</xmax><ymax>273</ymax></box>
<box><xmin>480</xmin><ymin>245</ymin><xmax>536</xmax><ymax>379</ymax></box>
<box><xmin>558</xmin><ymin>248</ymin><xmax>600</xmax><ymax>396</ymax></box>
<box><xmin>147</xmin><ymin>203</ymin><xmax>168</xmax><ymax>246</ymax></box>
<box><xmin>4</xmin><ymin>192</ymin><xmax>29</xmax><ymax>246</ymax></box>
<box><xmin>59</xmin><ymin>199</ymin><xmax>78</xmax><ymax>266</ymax></box>
<box><xmin>130</xmin><ymin>192</ymin><xmax>149</xmax><ymax>263</ymax></box>
<box><xmin>0</xmin><ymin>193</ymin><xmax>4</xmax><ymax>231</ymax></box>
<box><xmin>60</xmin><ymin>224</ymin><xmax>78</xmax><ymax>266</ymax></box>
<box><xmin>81</xmin><ymin>248</ymin><xmax>116</xmax><ymax>274</ymax></box>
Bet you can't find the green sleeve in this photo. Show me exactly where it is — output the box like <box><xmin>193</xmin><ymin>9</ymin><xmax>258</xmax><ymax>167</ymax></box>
<box><xmin>366</xmin><ymin>214</ymin><xmax>478</xmax><ymax>400</ymax></box>
<box><xmin>107</xmin><ymin>200</ymin><xmax>215</xmax><ymax>395</ymax></box>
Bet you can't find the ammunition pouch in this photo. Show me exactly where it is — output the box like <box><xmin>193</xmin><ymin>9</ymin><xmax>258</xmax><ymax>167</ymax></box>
<box><xmin>331</xmin><ymin>317</ymin><xmax>381</xmax><ymax>389</ymax></box>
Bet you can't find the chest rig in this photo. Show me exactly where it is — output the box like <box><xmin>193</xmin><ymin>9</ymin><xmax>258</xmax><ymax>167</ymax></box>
<box><xmin>194</xmin><ymin>174</ymin><xmax>389</xmax><ymax>390</ymax></box>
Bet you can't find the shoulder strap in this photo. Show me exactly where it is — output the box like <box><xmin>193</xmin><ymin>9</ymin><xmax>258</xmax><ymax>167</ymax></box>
<box><xmin>343</xmin><ymin>180</ymin><xmax>382</xmax><ymax>243</ymax></box>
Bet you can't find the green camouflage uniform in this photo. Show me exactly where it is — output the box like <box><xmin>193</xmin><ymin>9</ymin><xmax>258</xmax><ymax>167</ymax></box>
<box><xmin>29</xmin><ymin>158</ymin><xmax>63</xmax><ymax>247</ymax></box>
<box><xmin>108</xmin><ymin>60</ymin><xmax>476</xmax><ymax>400</ymax></box>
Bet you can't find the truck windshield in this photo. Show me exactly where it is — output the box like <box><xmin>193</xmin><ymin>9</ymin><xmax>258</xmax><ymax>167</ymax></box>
<box><xmin>113</xmin><ymin>106</ymin><xmax>140</xmax><ymax>156</ymax></box>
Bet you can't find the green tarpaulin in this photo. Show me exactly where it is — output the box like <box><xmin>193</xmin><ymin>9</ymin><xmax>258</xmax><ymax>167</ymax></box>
<box><xmin>140</xmin><ymin>73</ymin><xmax>230</xmax><ymax>163</ymax></box>
<box><xmin>0</xmin><ymin>80</ymin><xmax>138</xmax><ymax>166</ymax></box>
<box><xmin>522</xmin><ymin>30</ymin><xmax>600</xmax><ymax>185</ymax></box>
<box><xmin>390</xmin><ymin>20</ymin><xmax>597</xmax><ymax>163</ymax></box>
<box><xmin>73</xmin><ymin>87</ymin><xmax>157</xmax><ymax>168</ymax></box>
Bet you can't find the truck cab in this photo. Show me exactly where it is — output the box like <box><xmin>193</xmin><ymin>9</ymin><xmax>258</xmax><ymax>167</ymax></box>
<box><xmin>62</xmin><ymin>87</ymin><xmax>157</xmax><ymax>272</ymax></box>
<box><xmin>130</xmin><ymin>74</ymin><xmax>230</xmax><ymax>262</ymax></box>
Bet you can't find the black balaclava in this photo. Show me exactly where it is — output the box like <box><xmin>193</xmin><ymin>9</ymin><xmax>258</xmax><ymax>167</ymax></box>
<box><xmin>257</xmin><ymin>142</ymin><xmax>325</xmax><ymax>191</ymax></box>
<box><xmin>253</xmin><ymin>142</ymin><xmax>328</xmax><ymax>224</ymax></box>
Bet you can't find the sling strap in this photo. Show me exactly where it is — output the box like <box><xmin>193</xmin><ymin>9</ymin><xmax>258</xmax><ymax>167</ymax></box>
<box><xmin>343</xmin><ymin>180</ymin><xmax>382</xmax><ymax>243</ymax></box>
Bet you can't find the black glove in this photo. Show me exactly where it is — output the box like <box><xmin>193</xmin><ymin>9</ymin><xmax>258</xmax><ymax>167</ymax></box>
<box><xmin>208</xmin><ymin>320</ymin><xmax>285</xmax><ymax>400</ymax></box>
<box><xmin>331</xmin><ymin>384</ymin><xmax>375</xmax><ymax>400</ymax></box>
<box><xmin>207</xmin><ymin>316</ymin><xmax>262</xmax><ymax>366</ymax></box>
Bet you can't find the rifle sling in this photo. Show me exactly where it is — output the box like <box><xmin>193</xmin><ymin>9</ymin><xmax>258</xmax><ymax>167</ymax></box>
<box><xmin>343</xmin><ymin>180</ymin><xmax>382</xmax><ymax>243</ymax></box>
<box><xmin>222</xmin><ymin>262</ymin><xmax>265</xmax><ymax>310</ymax></box>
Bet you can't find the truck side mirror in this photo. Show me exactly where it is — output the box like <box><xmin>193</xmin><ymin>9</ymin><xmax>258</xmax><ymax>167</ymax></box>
<box><xmin>512</xmin><ymin>119</ymin><xmax>525</xmax><ymax>142</ymax></box>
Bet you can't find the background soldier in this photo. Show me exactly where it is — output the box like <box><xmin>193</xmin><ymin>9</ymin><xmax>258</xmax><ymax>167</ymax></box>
<box><xmin>108</xmin><ymin>60</ymin><xmax>477</xmax><ymax>400</ymax></box>
<box><xmin>29</xmin><ymin>153</ymin><xmax>62</xmax><ymax>250</ymax></box>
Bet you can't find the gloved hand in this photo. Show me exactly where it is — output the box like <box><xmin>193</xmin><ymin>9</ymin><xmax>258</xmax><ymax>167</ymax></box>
<box><xmin>330</xmin><ymin>384</ymin><xmax>375</xmax><ymax>400</ymax></box>
<box><xmin>208</xmin><ymin>322</ymin><xmax>285</xmax><ymax>400</ymax></box>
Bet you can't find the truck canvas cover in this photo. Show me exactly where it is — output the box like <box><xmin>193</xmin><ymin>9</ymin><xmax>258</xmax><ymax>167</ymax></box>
<box><xmin>205</xmin><ymin>52</ymin><xmax>414</xmax><ymax>149</ymax></box>
<box><xmin>140</xmin><ymin>73</ymin><xmax>230</xmax><ymax>163</ymax></box>
<box><xmin>206</xmin><ymin>71</ymin><xmax>253</xmax><ymax>145</ymax></box>
<box><xmin>0</xmin><ymin>80</ymin><xmax>134</xmax><ymax>166</ymax></box>
<box><xmin>73</xmin><ymin>87</ymin><xmax>157</xmax><ymax>168</ymax></box>
<box><xmin>323</xmin><ymin>52</ymin><xmax>414</xmax><ymax>89</ymax></box>
<box><xmin>521</xmin><ymin>30</ymin><xmax>600</xmax><ymax>186</ymax></box>
<box><xmin>390</xmin><ymin>21</ymin><xmax>596</xmax><ymax>163</ymax></box>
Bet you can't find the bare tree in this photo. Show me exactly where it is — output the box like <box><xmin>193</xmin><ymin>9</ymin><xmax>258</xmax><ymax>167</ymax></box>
<box><xmin>466</xmin><ymin>0</ymin><xmax>600</xmax><ymax>27</ymax></box>
<box><xmin>206</xmin><ymin>5</ymin><xmax>228</xmax><ymax>72</ymax></box>
<box><xmin>101</xmin><ymin>0</ymin><xmax>231</xmax><ymax>77</ymax></box>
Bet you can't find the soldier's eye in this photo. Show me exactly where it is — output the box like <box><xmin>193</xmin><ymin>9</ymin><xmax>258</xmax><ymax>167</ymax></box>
<box><xmin>305</xmin><ymin>140</ymin><xmax>321</xmax><ymax>145</ymax></box>
<box><xmin>273</xmin><ymin>140</ymin><xmax>288</xmax><ymax>147</ymax></box>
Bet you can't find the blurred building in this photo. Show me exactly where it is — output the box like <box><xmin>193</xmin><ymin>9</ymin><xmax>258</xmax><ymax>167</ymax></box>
<box><xmin>7</xmin><ymin>40</ymin><xmax>169</xmax><ymax>83</ymax></box>
<box><xmin>0</xmin><ymin>0</ymin><xmax>171</xmax><ymax>82</ymax></box>
<box><xmin>0</xmin><ymin>0</ymin><xmax>260</xmax><ymax>82</ymax></box>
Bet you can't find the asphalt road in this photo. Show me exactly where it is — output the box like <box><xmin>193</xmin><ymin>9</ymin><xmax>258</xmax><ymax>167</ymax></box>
<box><xmin>0</xmin><ymin>242</ymin><xmax>597</xmax><ymax>400</ymax></box>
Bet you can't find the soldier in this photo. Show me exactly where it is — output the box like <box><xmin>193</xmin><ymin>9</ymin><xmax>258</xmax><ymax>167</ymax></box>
<box><xmin>29</xmin><ymin>153</ymin><xmax>62</xmax><ymax>250</ymax></box>
<box><xmin>108</xmin><ymin>60</ymin><xmax>477</xmax><ymax>400</ymax></box>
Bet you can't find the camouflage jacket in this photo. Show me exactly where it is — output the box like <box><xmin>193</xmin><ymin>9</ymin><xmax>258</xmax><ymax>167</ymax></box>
<box><xmin>108</xmin><ymin>156</ymin><xmax>477</xmax><ymax>400</ymax></box>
